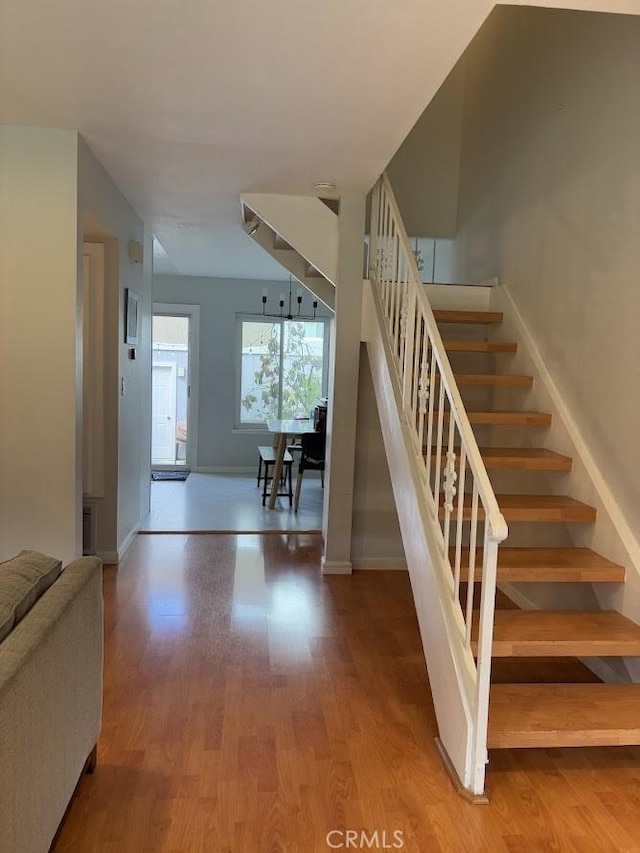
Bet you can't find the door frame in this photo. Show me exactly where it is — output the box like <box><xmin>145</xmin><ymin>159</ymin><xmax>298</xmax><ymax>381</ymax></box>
<box><xmin>152</xmin><ymin>303</ymin><xmax>200</xmax><ymax>470</ymax></box>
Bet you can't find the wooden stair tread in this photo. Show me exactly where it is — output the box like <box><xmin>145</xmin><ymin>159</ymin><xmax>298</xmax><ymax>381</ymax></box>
<box><xmin>442</xmin><ymin>410</ymin><xmax>552</xmax><ymax>426</ymax></box>
<box><xmin>428</xmin><ymin>447</ymin><xmax>572</xmax><ymax>471</ymax></box>
<box><xmin>443</xmin><ymin>339</ymin><xmax>517</xmax><ymax>353</ymax></box>
<box><xmin>478</xmin><ymin>446</ymin><xmax>570</xmax><ymax>469</ymax></box>
<box><xmin>439</xmin><ymin>494</ymin><xmax>597</xmax><ymax>523</ymax></box>
<box><xmin>452</xmin><ymin>547</ymin><xmax>625</xmax><ymax>582</ymax></box>
<box><xmin>488</xmin><ymin>683</ymin><xmax>640</xmax><ymax>748</ymax></box>
<box><xmin>472</xmin><ymin>610</ymin><xmax>640</xmax><ymax>657</ymax></box>
<box><xmin>435</xmin><ymin>373</ymin><xmax>533</xmax><ymax>388</ymax></box>
<box><xmin>433</xmin><ymin>309</ymin><xmax>503</xmax><ymax>325</ymax></box>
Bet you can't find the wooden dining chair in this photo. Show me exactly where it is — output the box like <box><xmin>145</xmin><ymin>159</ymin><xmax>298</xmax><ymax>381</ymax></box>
<box><xmin>293</xmin><ymin>432</ymin><xmax>326</xmax><ymax>512</ymax></box>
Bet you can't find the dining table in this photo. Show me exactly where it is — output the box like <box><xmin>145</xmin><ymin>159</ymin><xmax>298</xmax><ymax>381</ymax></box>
<box><xmin>265</xmin><ymin>418</ymin><xmax>314</xmax><ymax>509</ymax></box>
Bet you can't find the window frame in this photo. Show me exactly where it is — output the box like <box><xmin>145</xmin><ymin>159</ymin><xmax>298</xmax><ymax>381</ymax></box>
<box><xmin>235</xmin><ymin>313</ymin><xmax>330</xmax><ymax>429</ymax></box>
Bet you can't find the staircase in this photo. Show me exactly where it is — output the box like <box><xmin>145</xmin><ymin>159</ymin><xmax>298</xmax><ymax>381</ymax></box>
<box><xmin>432</xmin><ymin>307</ymin><xmax>640</xmax><ymax>752</ymax></box>
<box><xmin>241</xmin><ymin>173</ymin><xmax>640</xmax><ymax>799</ymax></box>
<box><xmin>364</xmin><ymin>172</ymin><xmax>640</xmax><ymax>798</ymax></box>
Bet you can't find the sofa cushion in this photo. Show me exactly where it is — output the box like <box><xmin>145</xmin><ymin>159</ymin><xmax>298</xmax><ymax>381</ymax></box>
<box><xmin>0</xmin><ymin>550</ymin><xmax>62</xmax><ymax>643</ymax></box>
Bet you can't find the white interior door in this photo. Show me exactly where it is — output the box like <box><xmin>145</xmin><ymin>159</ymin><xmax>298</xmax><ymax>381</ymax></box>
<box><xmin>152</xmin><ymin>363</ymin><xmax>177</xmax><ymax>464</ymax></box>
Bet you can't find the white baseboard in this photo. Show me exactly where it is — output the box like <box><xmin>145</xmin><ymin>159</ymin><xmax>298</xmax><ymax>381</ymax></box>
<box><xmin>351</xmin><ymin>557</ymin><xmax>407</xmax><ymax>571</ymax></box>
<box><xmin>321</xmin><ymin>557</ymin><xmax>352</xmax><ymax>575</ymax></box>
<box><xmin>117</xmin><ymin>526</ymin><xmax>140</xmax><ymax>562</ymax></box>
<box><xmin>96</xmin><ymin>550</ymin><xmax>119</xmax><ymax>564</ymax></box>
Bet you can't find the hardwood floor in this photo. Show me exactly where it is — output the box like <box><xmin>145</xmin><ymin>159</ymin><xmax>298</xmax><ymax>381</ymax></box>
<box><xmin>54</xmin><ymin>534</ymin><xmax>640</xmax><ymax>852</ymax></box>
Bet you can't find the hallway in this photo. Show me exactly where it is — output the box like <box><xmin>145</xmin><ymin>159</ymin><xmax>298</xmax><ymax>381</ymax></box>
<box><xmin>54</xmin><ymin>534</ymin><xmax>640</xmax><ymax>852</ymax></box>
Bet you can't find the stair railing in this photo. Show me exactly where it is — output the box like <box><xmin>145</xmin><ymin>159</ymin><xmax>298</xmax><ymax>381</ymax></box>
<box><xmin>369</xmin><ymin>172</ymin><xmax>508</xmax><ymax>794</ymax></box>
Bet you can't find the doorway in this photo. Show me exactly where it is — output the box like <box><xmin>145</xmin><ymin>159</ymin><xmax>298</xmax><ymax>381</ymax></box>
<box><xmin>152</xmin><ymin>304</ymin><xmax>199</xmax><ymax>469</ymax></box>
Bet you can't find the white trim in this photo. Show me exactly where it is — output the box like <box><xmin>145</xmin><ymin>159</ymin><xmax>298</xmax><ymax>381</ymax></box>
<box><xmin>351</xmin><ymin>557</ymin><xmax>407</xmax><ymax>571</ymax></box>
<box><xmin>96</xmin><ymin>550</ymin><xmax>119</xmax><ymax>564</ymax></box>
<box><xmin>117</xmin><ymin>525</ymin><xmax>139</xmax><ymax>562</ymax></box>
<box><xmin>152</xmin><ymin>303</ymin><xmax>200</xmax><ymax>471</ymax></box>
<box><xmin>321</xmin><ymin>557</ymin><xmax>352</xmax><ymax>575</ymax></box>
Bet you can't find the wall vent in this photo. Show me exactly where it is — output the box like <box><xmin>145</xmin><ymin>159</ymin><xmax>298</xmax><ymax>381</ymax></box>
<box><xmin>82</xmin><ymin>502</ymin><xmax>97</xmax><ymax>556</ymax></box>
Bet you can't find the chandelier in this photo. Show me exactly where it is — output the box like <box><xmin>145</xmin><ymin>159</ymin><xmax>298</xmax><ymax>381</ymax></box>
<box><xmin>255</xmin><ymin>277</ymin><xmax>319</xmax><ymax>320</ymax></box>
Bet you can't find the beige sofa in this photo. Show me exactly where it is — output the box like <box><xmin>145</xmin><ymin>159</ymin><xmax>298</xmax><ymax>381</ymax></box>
<box><xmin>0</xmin><ymin>553</ymin><xmax>103</xmax><ymax>853</ymax></box>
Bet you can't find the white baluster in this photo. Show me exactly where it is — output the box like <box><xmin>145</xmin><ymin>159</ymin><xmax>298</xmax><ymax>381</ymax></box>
<box><xmin>402</xmin><ymin>287</ymin><xmax>416</xmax><ymax>411</ymax></box>
<box><xmin>425</xmin><ymin>353</ymin><xmax>437</xmax><ymax>487</ymax></box>
<box><xmin>453</xmin><ymin>445</ymin><xmax>467</xmax><ymax>602</ymax></box>
<box><xmin>465</xmin><ymin>484</ymin><xmax>479</xmax><ymax>648</ymax></box>
<box><xmin>442</xmin><ymin>416</ymin><xmax>457</xmax><ymax>557</ymax></box>
<box><xmin>433</xmin><ymin>379</ymin><xmax>445</xmax><ymax>512</ymax></box>
<box><xmin>412</xmin><ymin>314</ymin><xmax>422</xmax><ymax>425</ymax></box>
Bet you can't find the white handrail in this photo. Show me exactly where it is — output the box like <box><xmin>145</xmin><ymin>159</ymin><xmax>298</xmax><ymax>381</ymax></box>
<box><xmin>369</xmin><ymin>172</ymin><xmax>508</xmax><ymax>795</ymax></box>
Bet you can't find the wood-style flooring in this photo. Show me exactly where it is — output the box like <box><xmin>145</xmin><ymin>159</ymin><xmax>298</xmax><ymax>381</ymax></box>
<box><xmin>54</xmin><ymin>534</ymin><xmax>640</xmax><ymax>852</ymax></box>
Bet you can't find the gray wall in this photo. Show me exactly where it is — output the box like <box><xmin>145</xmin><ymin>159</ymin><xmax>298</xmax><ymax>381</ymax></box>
<box><xmin>79</xmin><ymin>138</ymin><xmax>152</xmax><ymax>557</ymax></box>
<box><xmin>351</xmin><ymin>347</ymin><xmax>405</xmax><ymax>567</ymax></box>
<box><xmin>153</xmin><ymin>275</ymin><xmax>331</xmax><ymax>470</ymax></box>
<box><xmin>387</xmin><ymin>60</ymin><xmax>465</xmax><ymax>239</ymax></box>
<box><xmin>452</xmin><ymin>6</ymin><xmax>640</xmax><ymax>539</ymax></box>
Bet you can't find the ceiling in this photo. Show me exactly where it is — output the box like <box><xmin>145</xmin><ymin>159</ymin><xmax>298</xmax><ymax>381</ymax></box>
<box><xmin>1</xmin><ymin>0</ymin><xmax>637</xmax><ymax>280</ymax></box>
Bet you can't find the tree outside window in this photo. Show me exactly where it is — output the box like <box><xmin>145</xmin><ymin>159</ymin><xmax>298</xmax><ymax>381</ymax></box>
<box><xmin>240</xmin><ymin>319</ymin><xmax>326</xmax><ymax>423</ymax></box>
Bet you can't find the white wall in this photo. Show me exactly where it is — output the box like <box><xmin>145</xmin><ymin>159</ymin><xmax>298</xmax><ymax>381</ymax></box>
<box><xmin>152</xmin><ymin>275</ymin><xmax>332</xmax><ymax>469</ymax></box>
<box><xmin>0</xmin><ymin>128</ymin><xmax>81</xmax><ymax>564</ymax></box>
<box><xmin>78</xmin><ymin>138</ymin><xmax>151</xmax><ymax>558</ymax></box>
<box><xmin>452</xmin><ymin>6</ymin><xmax>640</xmax><ymax>543</ymax></box>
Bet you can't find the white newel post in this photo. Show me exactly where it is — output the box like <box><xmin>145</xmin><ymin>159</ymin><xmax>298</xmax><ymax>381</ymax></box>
<box><xmin>322</xmin><ymin>194</ymin><xmax>366</xmax><ymax>574</ymax></box>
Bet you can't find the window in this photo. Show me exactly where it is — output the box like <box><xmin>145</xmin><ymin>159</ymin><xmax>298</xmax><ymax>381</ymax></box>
<box><xmin>238</xmin><ymin>317</ymin><xmax>328</xmax><ymax>425</ymax></box>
